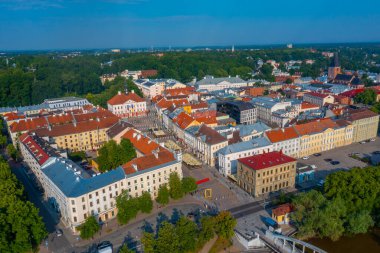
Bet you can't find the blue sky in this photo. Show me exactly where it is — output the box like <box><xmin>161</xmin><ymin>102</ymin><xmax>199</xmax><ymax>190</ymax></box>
<box><xmin>0</xmin><ymin>0</ymin><xmax>379</xmax><ymax>50</ymax></box>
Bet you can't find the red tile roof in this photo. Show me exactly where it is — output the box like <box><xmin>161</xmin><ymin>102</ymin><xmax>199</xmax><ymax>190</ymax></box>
<box><xmin>301</xmin><ymin>102</ymin><xmax>319</xmax><ymax>110</ymax></box>
<box><xmin>238</xmin><ymin>151</ymin><xmax>296</xmax><ymax>171</ymax></box>
<box><xmin>19</xmin><ymin>133</ymin><xmax>50</xmax><ymax>165</ymax></box>
<box><xmin>304</xmin><ymin>92</ymin><xmax>332</xmax><ymax>98</ymax></box>
<box><xmin>107</xmin><ymin>92</ymin><xmax>144</xmax><ymax>105</ymax></box>
<box><xmin>3</xmin><ymin>112</ymin><xmax>25</xmax><ymax>121</ymax></box>
<box><xmin>272</xmin><ymin>203</ymin><xmax>294</xmax><ymax>216</ymax></box>
<box><xmin>155</xmin><ymin>98</ymin><xmax>189</xmax><ymax>110</ymax></box>
<box><xmin>140</xmin><ymin>69</ymin><xmax>158</xmax><ymax>78</ymax></box>
<box><xmin>164</xmin><ymin>87</ymin><xmax>196</xmax><ymax>96</ymax></box>
<box><xmin>122</xmin><ymin>129</ymin><xmax>161</xmax><ymax>155</ymax></box>
<box><xmin>339</xmin><ymin>88</ymin><xmax>364</xmax><ymax>98</ymax></box>
<box><xmin>173</xmin><ymin>112</ymin><xmax>198</xmax><ymax>129</ymax></box>
<box><xmin>265</xmin><ymin>127</ymin><xmax>299</xmax><ymax>143</ymax></box>
<box><xmin>33</xmin><ymin>116</ymin><xmax>119</xmax><ymax>137</ymax></box>
<box><xmin>122</xmin><ymin>149</ymin><xmax>175</xmax><ymax>174</ymax></box>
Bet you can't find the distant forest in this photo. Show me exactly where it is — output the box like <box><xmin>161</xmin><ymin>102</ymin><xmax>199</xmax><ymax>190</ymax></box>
<box><xmin>1</xmin><ymin>45</ymin><xmax>380</xmax><ymax>107</ymax></box>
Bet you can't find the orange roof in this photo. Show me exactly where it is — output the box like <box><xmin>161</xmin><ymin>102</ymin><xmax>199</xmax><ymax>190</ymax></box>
<box><xmin>293</xmin><ymin>118</ymin><xmax>339</xmax><ymax>136</ymax></box>
<box><xmin>173</xmin><ymin>112</ymin><xmax>197</xmax><ymax>129</ymax></box>
<box><xmin>108</xmin><ymin>92</ymin><xmax>144</xmax><ymax>105</ymax></box>
<box><xmin>164</xmin><ymin>87</ymin><xmax>195</xmax><ymax>96</ymax></box>
<box><xmin>190</xmin><ymin>102</ymin><xmax>208</xmax><ymax>110</ymax></box>
<box><xmin>151</xmin><ymin>95</ymin><xmax>163</xmax><ymax>103</ymax></box>
<box><xmin>272</xmin><ymin>203</ymin><xmax>294</xmax><ymax>216</ymax></box>
<box><xmin>122</xmin><ymin>129</ymin><xmax>160</xmax><ymax>155</ymax></box>
<box><xmin>3</xmin><ymin>112</ymin><xmax>25</xmax><ymax>121</ymax></box>
<box><xmin>10</xmin><ymin>117</ymin><xmax>49</xmax><ymax>133</ymax></box>
<box><xmin>301</xmin><ymin>102</ymin><xmax>319</xmax><ymax>110</ymax></box>
<box><xmin>265</xmin><ymin>127</ymin><xmax>299</xmax><ymax>143</ymax></box>
<box><xmin>122</xmin><ymin>149</ymin><xmax>175</xmax><ymax>175</ymax></box>
<box><xmin>195</xmin><ymin>116</ymin><xmax>217</xmax><ymax>125</ymax></box>
<box><xmin>155</xmin><ymin>98</ymin><xmax>189</xmax><ymax>110</ymax></box>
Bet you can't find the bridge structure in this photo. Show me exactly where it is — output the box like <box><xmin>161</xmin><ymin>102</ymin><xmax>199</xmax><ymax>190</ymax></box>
<box><xmin>264</xmin><ymin>231</ymin><xmax>328</xmax><ymax>253</ymax></box>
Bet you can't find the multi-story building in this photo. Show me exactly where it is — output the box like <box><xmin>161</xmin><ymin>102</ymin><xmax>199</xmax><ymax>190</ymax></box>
<box><xmin>134</xmin><ymin>79</ymin><xmax>185</xmax><ymax>98</ymax></box>
<box><xmin>303</xmin><ymin>92</ymin><xmax>335</xmax><ymax>107</ymax></box>
<box><xmin>293</xmin><ymin>118</ymin><xmax>353</xmax><ymax>157</ymax></box>
<box><xmin>33</xmin><ymin>116</ymin><xmax>120</xmax><ymax>151</ymax></box>
<box><xmin>265</xmin><ymin>127</ymin><xmax>301</xmax><ymax>158</ymax></box>
<box><xmin>216</xmin><ymin>101</ymin><xmax>257</xmax><ymax>125</ymax></box>
<box><xmin>107</xmin><ymin>91</ymin><xmax>147</xmax><ymax>118</ymax></box>
<box><xmin>327</xmin><ymin>53</ymin><xmax>341</xmax><ymax>81</ymax></box>
<box><xmin>217</xmin><ymin>136</ymin><xmax>273</xmax><ymax>177</ymax></box>
<box><xmin>41</xmin><ymin>97</ymin><xmax>91</xmax><ymax>111</ymax></box>
<box><xmin>19</xmin><ymin>132</ymin><xmax>182</xmax><ymax>233</ymax></box>
<box><xmin>237</xmin><ymin>151</ymin><xmax>296</xmax><ymax>197</ymax></box>
<box><xmin>251</xmin><ymin>97</ymin><xmax>292</xmax><ymax>125</ymax></box>
<box><xmin>341</xmin><ymin>108</ymin><xmax>379</xmax><ymax>143</ymax></box>
<box><xmin>196</xmin><ymin>76</ymin><xmax>248</xmax><ymax>92</ymax></box>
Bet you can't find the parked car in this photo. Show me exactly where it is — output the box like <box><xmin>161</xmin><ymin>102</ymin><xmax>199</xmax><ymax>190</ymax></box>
<box><xmin>324</xmin><ymin>158</ymin><xmax>333</xmax><ymax>162</ymax></box>
<box><xmin>370</xmin><ymin>138</ymin><xmax>376</xmax><ymax>142</ymax></box>
<box><xmin>55</xmin><ymin>229</ymin><xmax>63</xmax><ymax>237</ymax></box>
<box><xmin>313</xmin><ymin>153</ymin><xmax>322</xmax><ymax>157</ymax></box>
<box><xmin>360</xmin><ymin>141</ymin><xmax>366</xmax><ymax>144</ymax></box>
<box><xmin>97</xmin><ymin>241</ymin><xmax>113</xmax><ymax>253</ymax></box>
<box><xmin>302</xmin><ymin>156</ymin><xmax>310</xmax><ymax>160</ymax></box>
<box><xmin>330</xmin><ymin>161</ymin><xmax>340</xmax><ymax>165</ymax></box>
<box><xmin>373</xmin><ymin>151</ymin><xmax>380</xmax><ymax>155</ymax></box>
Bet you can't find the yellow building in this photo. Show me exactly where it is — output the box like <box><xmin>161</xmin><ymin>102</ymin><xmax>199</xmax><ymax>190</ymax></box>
<box><xmin>34</xmin><ymin>117</ymin><xmax>120</xmax><ymax>152</ymax></box>
<box><xmin>272</xmin><ymin>203</ymin><xmax>294</xmax><ymax>225</ymax></box>
<box><xmin>237</xmin><ymin>151</ymin><xmax>296</xmax><ymax>197</ymax></box>
<box><xmin>294</xmin><ymin>118</ymin><xmax>353</xmax><ymax>157</ymax></box>
<box><xmin>341</xmin><ymin>108</ymin><xmax>379</xmax><ymax>143</ymax></box>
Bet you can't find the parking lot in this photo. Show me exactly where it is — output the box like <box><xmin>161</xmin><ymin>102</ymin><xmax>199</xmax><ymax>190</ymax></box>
<box><xmin>299</xmin><ymin>138</ymin><xmax>380</xmax><ymax>181</ymax></box>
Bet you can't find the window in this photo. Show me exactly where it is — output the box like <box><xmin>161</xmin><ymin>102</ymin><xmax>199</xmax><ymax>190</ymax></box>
<box><xmin>102</xmin><ymin>189</ymin><xmax>105</xmax><ymax>194</ymax></box>
<box><xmin>82</xmin><ymin>197</ymin><xmax>85</xmax><ymax>202</ymax></box>
<box><xmin>72</xmin><ymin>208</ymin><xmax>76</xmax><ymax>213</ymax></box>
<box><xmin>73</xmin><ymin>217</ymin><xmax>77</xmax><ymax>222</ymax></box>
<box><xmin>71</xmin><ymin>200</ymin><xmax>75</xmax><ymax>205</ymax></box>
<box><xmin>96</xmin><ymin>192</ymin><xmax>99</xmax><ymax>197</ymax></box>
<box><xmin>96</xmin><ymin>199</ymin><xmax>99</xmax><ymax>204</ymax></box>
<box><xmin>109</xmin><ymin>193</ymin><xmax>113</xmax><ymax>198</ymax></box>
<box><xmin>83</xmin><ymin>205</ymin><xmax>86</xmax><ymax>210</ymax></box>
<box><xmin>84</xmin><ymin>214</ymin><xmax>87</xmax><ymax>219</ymax></box>
<box><xmin>90</xmin><ymin>202</ymin><xmax>93</xmax><ymax>207</ymax></box>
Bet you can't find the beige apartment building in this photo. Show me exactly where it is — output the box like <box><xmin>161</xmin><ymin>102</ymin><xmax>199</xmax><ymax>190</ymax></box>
<box><xmin>341</xmin><ymin>108</ymin><xmax>379</xmax><ymax>143</ymax></box>
<box><xmin>237</xmin><ymin>151</ymin><xmax>296</xmax><ymax>197</ymax></box>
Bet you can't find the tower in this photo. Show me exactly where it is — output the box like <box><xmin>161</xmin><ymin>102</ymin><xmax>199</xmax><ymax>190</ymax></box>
<box><xmin>328</xmin><ymin>53</ymin><xmax>341</xmax><ymax>81</ymax></box>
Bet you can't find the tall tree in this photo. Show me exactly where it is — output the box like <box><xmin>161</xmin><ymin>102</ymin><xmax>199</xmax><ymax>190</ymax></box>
<box><xmin>181</xmin><ymin>177</ymin><xmax>197</xmax><ymax>194</ymax></box>
<box><xmin>155</xmin><ymin>222</ymin><xmax>180</xmax><ymax>253</ymax></box>
<box><xmin>156</xmin><ymin>184</ymin><xmax>170</xmax><ymax>205</ymax></box>
<box><xmin>169</xmin><ymin>172</ymin><xmax>183</xmax><ymax>200</ymax></box>
<box><xmin>175</xmin><ymin>217</ymin><xmax>199</xmax><ymax>252</ymax></box>
<box><xmin>138</xmin><ymin>191</ymin><xmax>153</xmax><ymax>214</ymax></box>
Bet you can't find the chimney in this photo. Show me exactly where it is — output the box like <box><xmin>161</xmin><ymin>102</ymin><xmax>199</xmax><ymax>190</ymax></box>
<box><xmin>118</xmin><ymin>91</ymin><xmax>121</xmax><ymax>95</ymax></box>
<box><xmin>132</xmin><ymin>164</ymin><xmax>138</xmax><ymax>171</ymax></box>
<box><xmin>131</xmin><ymin>90</ymin><xmax>135</xmax><ymax>93</ymax></box>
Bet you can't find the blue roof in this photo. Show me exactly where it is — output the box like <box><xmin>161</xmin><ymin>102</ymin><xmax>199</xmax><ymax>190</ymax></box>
<box><xmin>218</xmin><ymin>136</ymin><xmax>271</xmax><ymax>156</ymax></box>
<box><xmin>251</xmin><ymin>97</ymin><xmax>284</xmax><ymax>109</ymax></box>
<box><xmin>42</xmin><ymin>157</ymin><xmax>125</xmax><ymax>198</ymax></box>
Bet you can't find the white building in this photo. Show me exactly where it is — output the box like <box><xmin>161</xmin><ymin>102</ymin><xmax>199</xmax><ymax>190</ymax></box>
<box><xmin>42</xmin><ymin>97</ymin><xmax>91</xmax><ymax>111</ymax></box>
<box><xmin>196</xmin><ymin>76</ymin><xmax>248</xmax><ymax>92</ymax></box>
<box><xmin>265</xmin><ymin>127</ymin><xmax>301</xmax><ymax>158</ymax></box>
<box><xmin>107</xmin><ymin>91</ymin><xmax>147</xmax><ymax>118</ymax></box>
<box><xmin>251</xmin><ymin>97</ymin><xmax>292</xmax><ymax>125</ymax></box>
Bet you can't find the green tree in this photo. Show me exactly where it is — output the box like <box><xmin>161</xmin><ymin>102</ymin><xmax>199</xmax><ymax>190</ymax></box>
<box><xmin>176</xmin><ymin>216</ymin><xmax>199</xmax><ymax>252</ymax></box>
<box><xmin>181</xmin><ymin>177</ymin><xmax>197</xmax><ymax>194</ymax></box>
<box><xmin>77</xmin><ymin>216</ymin><xmax>100</xmax><ymax>239</ymax></box>
<box><xmin>141</xmin><ymin>232</ymin><xmax>155</xmax><ymax>253</ymax></box>
<box><xmin>213</xmin><ymin>211</ymin><xmax>237</xmax><ymax>239</ymax></box>
<box><xmin>118</xmin><ymin>244</ymin><xmax>136</xmax><ymax>253</ymax></box>
<box><xmin>138</xmin><ymin>191</ymin><xmax>153</xmax><ymax>214</ymax></box>
<box><xmin>346</xmin><ymin>210</ymin><xmax>374</xmax><ymax>235</ymax></box>
<box><xmin>116</xmin><ymin>191</ymin><xmax>140</xmax><ymax>224</ymax></box>
<box><xmin>97</xmin><ymin>139</ymin><xmax>136</xmax><ymax>172</ymax></box>
<box><xmin>169</xmin><ymin>172</ymin><xmax>183</xmax><ymax>200</ymax></box>
<box><xmin>156</xmin><ymin>184</ymin><xmax>170</xmax><ymax>205</ymax></box>
<box><xmin>6</xmin><ymin>144</ymin><xmax>18</xmax><ymax>161</ymax></box>
<box><xmin>0</xmin><ymin>134</ymin><xmax>7</xmax><ymax>148</ymax></box>
<box><xmin>198</xmin><ymin>216</ymin><xmax>215</xmax><ymax>245</ymax></box>
<box><xmin>0</xmin><ymin>161</ymin><xmax>47</xmax><ymax>252</ymax></box>
<box><xmin>354</xmin><ymin>89</ymin><xmax>377</xmax><ymax>105</ymax></box>
<box><xmin>155</xmin><ymin>222</ymin><xmax>180</xmax><ymax>253</ymax></box>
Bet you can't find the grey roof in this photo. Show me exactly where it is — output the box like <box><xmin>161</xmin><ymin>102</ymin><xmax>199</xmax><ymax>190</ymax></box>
<box><xmin>43</xmin><ymin>97</ymin><xmax>88</xmax><ymax>104</ymax></box>
<box><xmin>235</xmin><ymin>122</ymin><xmax>271</xmax><ymax>137</ymax></box>
<box><xmin>251</xmin><ymin>97</ymin><xmax>285</xmax><ymax>109</ymax></box>
<box><xmin>42</xmin><ymin>157</ymin><xmax>125</xmax><ymax>198</ymax></box>
<box><xmin>218</xmin><ymin>136</ymin><xmax>271</xmax><ymax>156</ymax></box>
<box><xmin>196</xmin><ymin>76</ymin><xmax>246</xmax><ymax>86</ymax></box>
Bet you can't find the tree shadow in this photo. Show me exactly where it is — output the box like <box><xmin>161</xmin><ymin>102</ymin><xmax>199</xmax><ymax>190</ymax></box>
<box><xmin>170</xmin><ymin>208</ymin><xmax>183</xmax><ymax>224</ymax></box>
<box><xmin>155</xmin><ymin>212</ymin><xmax>169</xmax><ymax>233</ymax></box>
<box><xmin>141</xmin><ymin>219</ymin><xmax>154</xmax><ymax>233</ymax></box>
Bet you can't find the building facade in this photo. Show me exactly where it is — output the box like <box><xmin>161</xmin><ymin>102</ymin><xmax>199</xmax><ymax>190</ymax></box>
<box><xmin>107</xmin><ymin>91</ymin><xmax>147</xmax><ymax>118</ymax></box>
<box><xmin>237</xmin><ymin>151</ymin><xmax>296</xmax><ymax>197</ymax></box>
<box><xmin>217</xmin><ymin>101</ymin><xmax>257</xmax><ymax>125</ymax></box>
